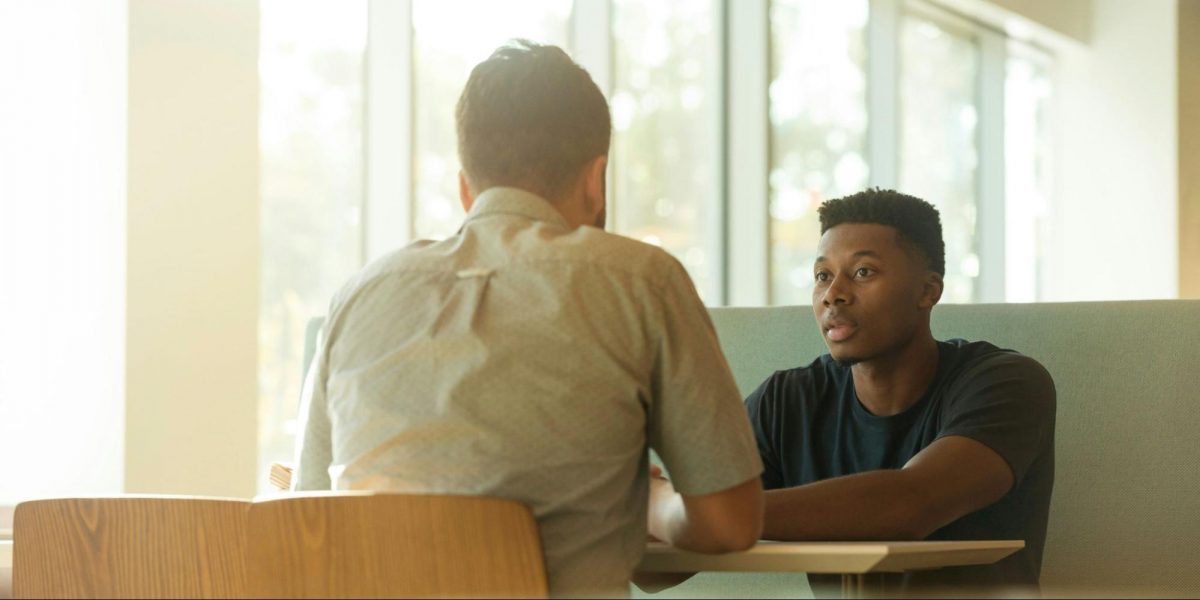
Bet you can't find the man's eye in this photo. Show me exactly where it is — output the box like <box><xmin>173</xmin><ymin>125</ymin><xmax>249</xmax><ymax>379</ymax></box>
<box><xmin>814</xmin><ymin>271</ymin><xmax>830</xmax><ymax>283</ymax></box>
<box><xmin>855</xmin><ymin>267</ymin><xmax>873</xmax><ymax>278</ymax></box>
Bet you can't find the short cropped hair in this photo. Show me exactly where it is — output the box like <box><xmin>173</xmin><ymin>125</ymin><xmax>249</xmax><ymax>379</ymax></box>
<box><xmin>818</xmin><ymin>188</ymin><xmax>946</xmax><ymax>276</ymax></box>
<box><xmin>455</xmin><ymin>40</ymin><xmax>611</xmax><ymax>201</ymax></box>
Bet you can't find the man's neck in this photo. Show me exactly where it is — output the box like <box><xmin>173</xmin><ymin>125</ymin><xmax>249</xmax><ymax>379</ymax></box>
<box><xmin>850</xmin><ymin>334</ymin><xmax>940</xmax><ymax>417</ymax></box>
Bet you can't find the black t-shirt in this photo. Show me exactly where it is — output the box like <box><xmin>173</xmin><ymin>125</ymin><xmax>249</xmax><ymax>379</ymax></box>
<box><xmin>745</xmin><ymin>339</ymin><xmax>1056</xmax><ymax>594</ymax></box>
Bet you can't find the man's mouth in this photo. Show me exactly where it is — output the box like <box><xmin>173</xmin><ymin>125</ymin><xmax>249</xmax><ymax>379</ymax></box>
<box><xmin>822</xmin><ymin>317</ymin><xmax>858</xmax><ymax>342</ymax></box>
<box><xmin>825</xmin><ymin>324</ymin><xmax>856</xmax><ymax>342</ymax></box>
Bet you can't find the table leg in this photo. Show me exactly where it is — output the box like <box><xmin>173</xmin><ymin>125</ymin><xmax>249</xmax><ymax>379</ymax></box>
<box><xmin>840</xmin><ymin>573</ymin><xmax>887</xmax><ymax>599</ymax></box>
<box><xmin>841</xmin><ymin>573</ymin><xmax>862</xmax><ymax>598</ymax></box>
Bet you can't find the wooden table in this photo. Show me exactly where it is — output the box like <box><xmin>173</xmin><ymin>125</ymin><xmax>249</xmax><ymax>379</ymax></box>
<box><xmin>636</xmin><ymin>540</ymin><xmax>1024</xmax><ymax>598</ymax></box>
<box><xmin>0</xmin><ymin>538</ymin><xmax>1022</xmax><ymax>599</ymax></box>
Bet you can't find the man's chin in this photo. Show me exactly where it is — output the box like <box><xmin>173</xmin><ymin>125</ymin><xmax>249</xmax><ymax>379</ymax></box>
<box><xmin>828</xmin><ymin>349</ymin><xmax>863</xmax><ymax>368</ymax></box>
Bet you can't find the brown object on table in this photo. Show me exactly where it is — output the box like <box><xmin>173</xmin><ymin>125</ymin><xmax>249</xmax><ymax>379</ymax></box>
<box><xmin>268</xmin><ymin>462</ymin><xmax>293</xmax><ymax>491</ymax></box>
<box><xmin>246</xmin><ymin>492</ymin><xmax>548</xmax><ymax>598</ymax></box>
<box><xmin>12</xmin><ymin>496</ymin><xmax>249</xmax><ymax>599</ymax></box>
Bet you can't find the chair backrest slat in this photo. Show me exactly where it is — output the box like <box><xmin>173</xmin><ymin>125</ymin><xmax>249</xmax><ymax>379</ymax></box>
<box><xmin>13</xmin><ymin>496</ymin><xmax>249</xmax><ymax>599</ymax></box>
<box><xmin>247</xmin><ymin>492</ymin><xmax>548</xmax><ymax>598</ymax></box>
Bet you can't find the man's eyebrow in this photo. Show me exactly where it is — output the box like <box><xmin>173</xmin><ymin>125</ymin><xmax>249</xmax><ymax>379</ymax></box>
<box><xmin>815</xmin><ymin>250</ymin><xmax>883</xmax><ymax>264</ymax></box>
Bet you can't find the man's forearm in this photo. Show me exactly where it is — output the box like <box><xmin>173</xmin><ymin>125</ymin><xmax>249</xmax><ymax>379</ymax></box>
<box><xmin>648</xmin><ymin>475</ymin><xmax>763</xmax><ymax>553</ymax></box>
<box><xmin>762</xmin><ymin>470</ymin><xmax>937</xmax><ymax>541</ymax></box>
<box><xmin>649</xmin><ymin>489</ymin><xmax>747</xmax><ymax>553</ymax></box>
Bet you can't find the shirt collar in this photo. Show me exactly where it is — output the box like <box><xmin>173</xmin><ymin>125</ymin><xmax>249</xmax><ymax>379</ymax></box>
<box><xmin>463</xmin><ymin>187</ymin><xmax>570</xmax><ymax>229</ymax></box>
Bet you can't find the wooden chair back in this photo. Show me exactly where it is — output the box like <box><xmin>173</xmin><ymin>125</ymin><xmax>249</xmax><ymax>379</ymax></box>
<box><xmin>12</xmin><ymin>496</ymin><xmax>249</xmax><ymax>598</ymax></box>
<box><xmin>246</xmin><ymin>492</ymin><xmax>548</xmax><ymax>598</ymax></box>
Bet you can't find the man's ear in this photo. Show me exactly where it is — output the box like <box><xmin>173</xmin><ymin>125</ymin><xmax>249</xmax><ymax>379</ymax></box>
<box><xmin>582</xmin><ymin>155</ymin><xmax>607</xmax><ymax>227</ymax></box>
<box><xmin>458</xmin><ymin>171</ymin><xmax>475</xmax><ymax>213</ymax></box>
<box><xmin>920</xmin><ymin>272</ymin><xmax>944</xmax><ymax>310</ymax></box>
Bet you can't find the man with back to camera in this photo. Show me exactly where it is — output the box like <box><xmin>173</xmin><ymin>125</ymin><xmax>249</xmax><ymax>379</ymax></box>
<box><xmin>745</xmin><ymin>189</ymin><xmax>1056</xmax><ymax>596</ymax></box>
<box><xmin>290</xmin><ymin>40</ymin><xmax>764</xmax><ymax>597</ymax></box>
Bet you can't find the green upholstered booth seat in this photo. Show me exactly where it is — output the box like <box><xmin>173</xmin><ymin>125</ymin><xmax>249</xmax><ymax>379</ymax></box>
<box><xmin>306</xmin><ymin>300</ymin><xmax>1200</xmax><ymax>597</ymax></box>
<box><xmin>676</xmin><ymin>300</ymin><xmax>1200</xmax><ymax>599</ymax></box>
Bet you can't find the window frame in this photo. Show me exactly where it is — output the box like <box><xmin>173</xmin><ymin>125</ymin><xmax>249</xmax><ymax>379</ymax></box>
<box><xmin>360</xmin><ymin>0</ymin><xmax>1053</xmax><ymax>305</ymax></box>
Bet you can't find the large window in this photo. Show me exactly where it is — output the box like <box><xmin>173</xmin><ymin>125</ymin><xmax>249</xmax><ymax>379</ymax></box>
<box><xmin>768</xmin><ymin>0</ymin><xmax>869</xmax><ymax>305</ymax></box>
<box><xmin>610</xmin><ymin>0</ymin><xmax>722</xmax><ymax>301</ymax></box>
<box><xmin>257</xmin><ymin>0</ymin><xmax>1059</xmax><ymax>483</ymax></box>
<box><xmin>258</xmin><ymin>0</ymin><xmax>367</xmax><ymax>487</ymax></box>
<box><xmin>898</xmin><ymin>10</ymin><xmax>981</xmax><ymax>303</ymax></box>
<box><xmin>1004</xmin><ymin>46</ymin><xmax>1053</xmax><ymax>302</ymax></box>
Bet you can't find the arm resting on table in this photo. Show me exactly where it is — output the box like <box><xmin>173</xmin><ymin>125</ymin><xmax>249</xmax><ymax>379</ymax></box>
<box><xmin>763</xmin><ymin>435</ymin><xmax>1012</xmax><ymax>541</ymax></box>
<box><xmin>649</xmin><ymin>473</ymin><xmax>764</xmax><ymax>553</ymax></box>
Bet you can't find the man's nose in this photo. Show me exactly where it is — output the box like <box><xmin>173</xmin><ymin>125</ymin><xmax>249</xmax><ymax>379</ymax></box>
<box><xmin>822</xmin><ymin>276</ymin><xmax>851</xmax><ymax>306</ymax></box>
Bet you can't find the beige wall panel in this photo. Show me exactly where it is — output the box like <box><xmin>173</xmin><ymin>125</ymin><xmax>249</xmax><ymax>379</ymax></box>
<box><xmin>126</xmin><ymin>0</ymin><xmax>259</xmax><ymax>497</ymax></box>
<box><xmin>986</xmin><ymin>0</ymin><xmax>1092</xmax><ymax>43</ymax></box>
<box><xmin>1181</xmin><ymin>0</ymin><xmax>1200</xmax><ymax>298</ymax></box>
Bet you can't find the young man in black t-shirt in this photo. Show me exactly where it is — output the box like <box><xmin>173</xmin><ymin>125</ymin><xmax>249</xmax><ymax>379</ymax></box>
<box><xmin>745</xmin><ymin>189</ymin><xmax>1056</xmax><ymax>596</ymax></box>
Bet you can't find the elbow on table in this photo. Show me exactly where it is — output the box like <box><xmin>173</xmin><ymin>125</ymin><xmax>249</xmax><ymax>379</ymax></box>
<box><xmin>677</xmin><ymin>475</ymin><xmax>764</xmax><ymax>553</ymax></box>
<box><xmin>722</xmin><ymin>526</ymin><xmax>762</xmax><ymax>553</ymax></box>
<box><xmin>899</xmin><ymin>502</ymin><xmax>951</xmax><ymax>542</ymax></box>
<box><xmin>694</xmin><ymin>508</ymin><xmax>764</xmax><ymax>553</ymax></box>
<box><xmin>685</xmin><ymin>523</ymin><xmax>761</xmax><ymax>554</ymax></box>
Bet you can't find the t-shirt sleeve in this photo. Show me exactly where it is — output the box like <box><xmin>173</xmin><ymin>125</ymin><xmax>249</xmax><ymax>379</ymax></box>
<box><xmin>647</xmin><ymin>259</ymin><xmax>763</xmax><ymax>496</ymax></box>
<box><xmin>938</xmin><ymin>351</ymin><xmax>1056</xmax><ymax>485</ymax></box>
<box><xmin>744</xmin><ymin>375</ymin><xmax>786</xmax><ymax>490</ymax></box>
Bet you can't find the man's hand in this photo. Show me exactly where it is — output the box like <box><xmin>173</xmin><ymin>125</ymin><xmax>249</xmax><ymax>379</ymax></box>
<box><xmin>646</xmin><ymin>465</ymin><xmax>763</xmax><ymax>553</ymax></box>
<box><xmin>636</xmin><ymin>464</ymin><xmax>698</xmax><ymax>593</ymax></box>
<box><xmin>646</xmin><ymin>464</ymin><xmax>673</xmax><ymax>543</ymax></box>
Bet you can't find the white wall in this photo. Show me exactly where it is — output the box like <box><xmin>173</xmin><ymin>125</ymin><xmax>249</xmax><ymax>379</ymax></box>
<box><xmin>125</xmin><ymin>0</ymin><xmax>259</xmax><ymax>497</ymax></box>
<box><xmin>1045</xmin><ymin>0</ymin><xmax>1178</xmax><ymax>301</ymax></box>
<box><xmin>0</xmin><ymin>1</ymin><xmax>127</xmax><ymax>504</ymax></box>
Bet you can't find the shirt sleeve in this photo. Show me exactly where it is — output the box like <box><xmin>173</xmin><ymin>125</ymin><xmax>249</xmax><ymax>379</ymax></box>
<box><xmin>744</xmin><ymin>375</ymin><xmax>786</xmax><ymax>490</ymax></box>
<box><xmin>937</xmin><ymin>351</ymin><xmax>1056</xmax><ymax>485</ymax></box>
<box><xmin>647</xmin><ymin>258</ymin><xmax>763</xmax><ymax>496</ymax></box>
<box><xmin>291</xmin><ymin>324</ymin><xmax>333</xmax><ymax>491</ymax></box>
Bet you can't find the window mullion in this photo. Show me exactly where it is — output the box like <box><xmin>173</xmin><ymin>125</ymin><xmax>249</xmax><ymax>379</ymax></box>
<box><xmin>364</xmin><ymin>0</ymin><xmax>414</xmax><ymax>262</ymax></box>
<box><xmin>868</xmin><ymin>0</ymin><xmax>900</xmax><ymax>189</ymax></box>
<box><xmin>570</xmin><ymin>0</ymin><xmax>612</xmax><ymax>93</ymax></box>
<box><xmin>977</xmin><ymin>28</ymin><xmax>1006</xmax><ymax>302</ymax></box>
<box><xmin>726</xmin><ymin>0</ymin><xmax>769</xmax><ymax>306</ymax></box>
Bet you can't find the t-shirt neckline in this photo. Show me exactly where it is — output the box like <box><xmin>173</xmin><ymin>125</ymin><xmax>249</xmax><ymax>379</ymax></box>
<box><xmin>848</xmin><ymin>341</ymin><xmax>953</xmax><ymax>431</ymax></box>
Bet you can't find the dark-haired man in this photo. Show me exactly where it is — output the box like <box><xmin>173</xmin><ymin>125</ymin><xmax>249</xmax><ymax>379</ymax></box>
<box><xmin>745</xmin><ymin>189</ymin><xmax>1055</xmax><ymax>596</ymax></box>
<box><xmin>292</xmin><ymin>40</ymin><xmax>763</xmax><ymax>597</ymax></box>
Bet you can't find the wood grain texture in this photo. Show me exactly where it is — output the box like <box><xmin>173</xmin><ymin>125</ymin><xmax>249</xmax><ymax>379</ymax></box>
<box><xmin>12</xmin><ymin>497</ymin><xmax>248</xmax><ymax>599</ymax></box>
<box><xmin>246</xmin><ymin>492</ymin><xmax>548</xmax><ymax>598</ymax></box>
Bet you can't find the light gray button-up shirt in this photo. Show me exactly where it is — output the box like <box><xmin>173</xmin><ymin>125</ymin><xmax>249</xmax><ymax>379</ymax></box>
<box><xmin>293</xmin><ymin>187</ymin><xmax>761</xmax><ymax>597</ymax></box>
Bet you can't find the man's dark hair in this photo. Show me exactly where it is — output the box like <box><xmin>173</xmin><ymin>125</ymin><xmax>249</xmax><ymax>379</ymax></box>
<box><xmin>456</xmin><ymin>40</ymin><xmax>611</xmax><ymax>202</ymax></box>
<box><xmin>818</xmin><ymin>188</ymin><xmax>946</xmax><ymax>276</ymax></box>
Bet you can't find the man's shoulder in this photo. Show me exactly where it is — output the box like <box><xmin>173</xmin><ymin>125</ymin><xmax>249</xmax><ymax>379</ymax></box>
<box><xmin>941</xmin><ymin>339</ymin><xmax>1053</xmax><ymax>382</ymax></box>
<box><xmin>547</xmin><ymin>225</ymin><xmax>690</xmax><ymax>282</ymax></box>
<box><xmin>938</xmin><ymin>339</ymin><xmax>1056</xmax><ymax>407</ymax></box>
<box><xmin>326</xmin><ymin>238</ymin><xmax>443</xmax><ymax>308</ymax></box>
<box><xmin>326</xmin><ymin>226</ymin><xmax>689</xmax><ymax>315</ymax></box>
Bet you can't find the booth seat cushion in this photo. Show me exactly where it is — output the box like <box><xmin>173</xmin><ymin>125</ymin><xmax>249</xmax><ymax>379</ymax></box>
<box><xmin>691</xmin><ymin>300</ymin><xmax>1200</xmax><ymax>598</ymax></box>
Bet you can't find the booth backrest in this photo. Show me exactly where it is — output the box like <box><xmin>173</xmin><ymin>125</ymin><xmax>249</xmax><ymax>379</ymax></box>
<box><xmin>706</xmin><ymin>300</ymin><xmax>1200</xmax><ymax>597</ymax></box>
<box><xmin>305</xmin><ymin>300</ymin><xmax>1200</xmax><ymax>597</ymax></box>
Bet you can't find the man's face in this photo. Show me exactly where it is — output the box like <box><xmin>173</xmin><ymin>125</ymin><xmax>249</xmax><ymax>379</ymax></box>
<box><xmin>811</xmin><ymin>223</ymin><xmax>940</xmax><ymax>365</ymax></box>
